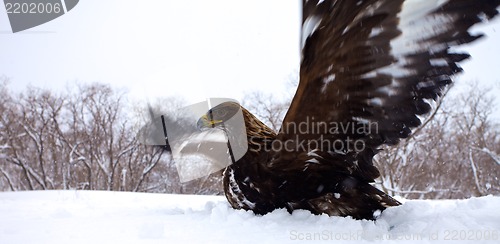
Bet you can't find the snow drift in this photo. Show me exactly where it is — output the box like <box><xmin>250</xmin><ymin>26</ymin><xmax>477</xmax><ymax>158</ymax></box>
<box><xmin>0</xmin><ymin>191</ymin><xmax>499</xmax><ymax>243</ymax></box>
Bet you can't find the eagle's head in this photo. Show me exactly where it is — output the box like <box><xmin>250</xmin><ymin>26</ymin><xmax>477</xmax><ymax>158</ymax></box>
<box><xmin>196</xmin><ymin>101</ymin><xmax>243</xmax><ymax>131</ymax></box>
<box><xmin>197</xmin><ymin>101</ymin><xmax>277</xmax><ymax>155</ymax></box>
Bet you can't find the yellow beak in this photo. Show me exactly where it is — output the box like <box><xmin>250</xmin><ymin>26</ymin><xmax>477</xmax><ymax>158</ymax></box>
<box><xmin>198</xmin><ymin>114</ymin><xmax>223</xmax><ymax>128</ymax></box>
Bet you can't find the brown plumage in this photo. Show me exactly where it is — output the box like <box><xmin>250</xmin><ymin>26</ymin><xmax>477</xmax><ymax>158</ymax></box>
<box><xmin>181</xmin><ymin>0</ymin><xmax>500</xmax><ymax>220</ymax></box>
<box><xmin>204</xmin><ymin>101</ymin><xmax>401</xmax><ymax>220</ymax></box>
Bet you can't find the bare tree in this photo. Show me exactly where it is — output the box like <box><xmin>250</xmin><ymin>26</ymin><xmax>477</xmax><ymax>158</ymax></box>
<box><xmin>1</xmin><ymin>77</ymin><xmax>497</xmax><ymax>199</ymax></box>
<box><xmin>0</xmin><ymin>82</ymin><xmax>170</xmax><ymax>192</ymax></box>
<box><xmin>242</xmin><ymin>91</ymin><xmax>290</xmax><ymax>132</ymax></box>
<box><xmin>0</xmin><ymin>77</ymin><xmax>16</xmax><ymax>191</ymax></box>
<box><xmin>374</xmin><ymin>82</ymin><xmax>500</xmax><ymax>199</ymax></box>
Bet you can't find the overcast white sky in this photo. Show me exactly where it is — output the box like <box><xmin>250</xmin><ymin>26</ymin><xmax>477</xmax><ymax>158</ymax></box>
<box><xmin>1</xmin><ymin>0</ymin><xmax>499</xmax><ymax>117</ymax></box>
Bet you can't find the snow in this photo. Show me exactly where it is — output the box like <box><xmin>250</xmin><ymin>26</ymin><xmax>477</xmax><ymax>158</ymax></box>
<box><xmin>0</xmin><ymin>191</ymin><xmax>499</xmax><ymax>243</ymax></box>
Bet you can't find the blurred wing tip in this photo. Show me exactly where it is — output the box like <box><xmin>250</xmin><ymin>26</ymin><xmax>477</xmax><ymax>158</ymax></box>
<box><xmin>301</xmin><ymin>15</ymin><xmax>322</xmax><ymax>48</ymax></box>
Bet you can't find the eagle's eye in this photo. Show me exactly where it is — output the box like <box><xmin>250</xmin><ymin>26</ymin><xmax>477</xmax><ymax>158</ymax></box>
<box><xmin>211</xmin><ymin>108</ymin><xmax>229</xmax><ymax>120</ymax></box>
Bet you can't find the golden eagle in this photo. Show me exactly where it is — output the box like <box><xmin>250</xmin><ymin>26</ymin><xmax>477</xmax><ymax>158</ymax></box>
<box><xmin>155</xmin><ymin>0</ymin><xmax>500</xmax><ymax>220</ymax></box>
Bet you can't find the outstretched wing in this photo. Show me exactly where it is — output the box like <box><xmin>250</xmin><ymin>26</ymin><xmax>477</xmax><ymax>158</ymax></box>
<box><xmin>274</xmin><ymin>0</ymin><xmax>500</xmax><ymax>180</ymax></box>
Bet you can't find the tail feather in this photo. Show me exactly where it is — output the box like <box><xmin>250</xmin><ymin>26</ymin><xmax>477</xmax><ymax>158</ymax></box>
<box><xmin>307</xmin><ymin>179</ymin><xmax>400</xmax><ymax>220</ymax></box>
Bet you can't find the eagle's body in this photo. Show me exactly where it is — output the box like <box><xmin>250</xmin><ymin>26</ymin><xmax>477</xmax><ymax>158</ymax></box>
<box><xmin>217</xmin><ymin>105</ymin><xmax>400</xmax><ymax>220</ymax></box>
<box><xmin>156</xmin><ymin>0</ymin><xmax>500</xmax><ymax>220</ymax></box>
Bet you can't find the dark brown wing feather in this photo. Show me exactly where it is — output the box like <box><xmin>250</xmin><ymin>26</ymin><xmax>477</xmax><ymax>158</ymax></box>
<box><xmin>221</xmin><ymin>0</ymin><xmax>500</xmax><ymax>220</ymax></box>
<box><xmin>272</xmin><ymin>0</ymin><xmax>500</xmax><ymax>181</ymax></box>
<box><xmin>150</xmin><ymin>0</ymin><xmax>499</xmax><ymax>220</ymax></box>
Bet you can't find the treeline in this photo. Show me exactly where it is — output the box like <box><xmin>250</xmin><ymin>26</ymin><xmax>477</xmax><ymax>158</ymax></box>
<box><xmin>1</xmin><ymin>77</ymin><xmax>499</xmax><ymax>199</ymax></box>
<box><xmin>0</xmin><ymin>79</ymin><xmax>222</xmax><ymax>194</ymax></box>
<box><xmin>374</xmin><ymin>84</ymin><xmax>500</xmax><ymax>199</ymax></box>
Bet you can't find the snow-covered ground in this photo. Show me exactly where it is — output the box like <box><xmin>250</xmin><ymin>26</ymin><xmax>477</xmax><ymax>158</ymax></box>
<box><xmin>0</xmin><ymin>191</ymin><xmax>499</xmax><ymax>243</ymax></box>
